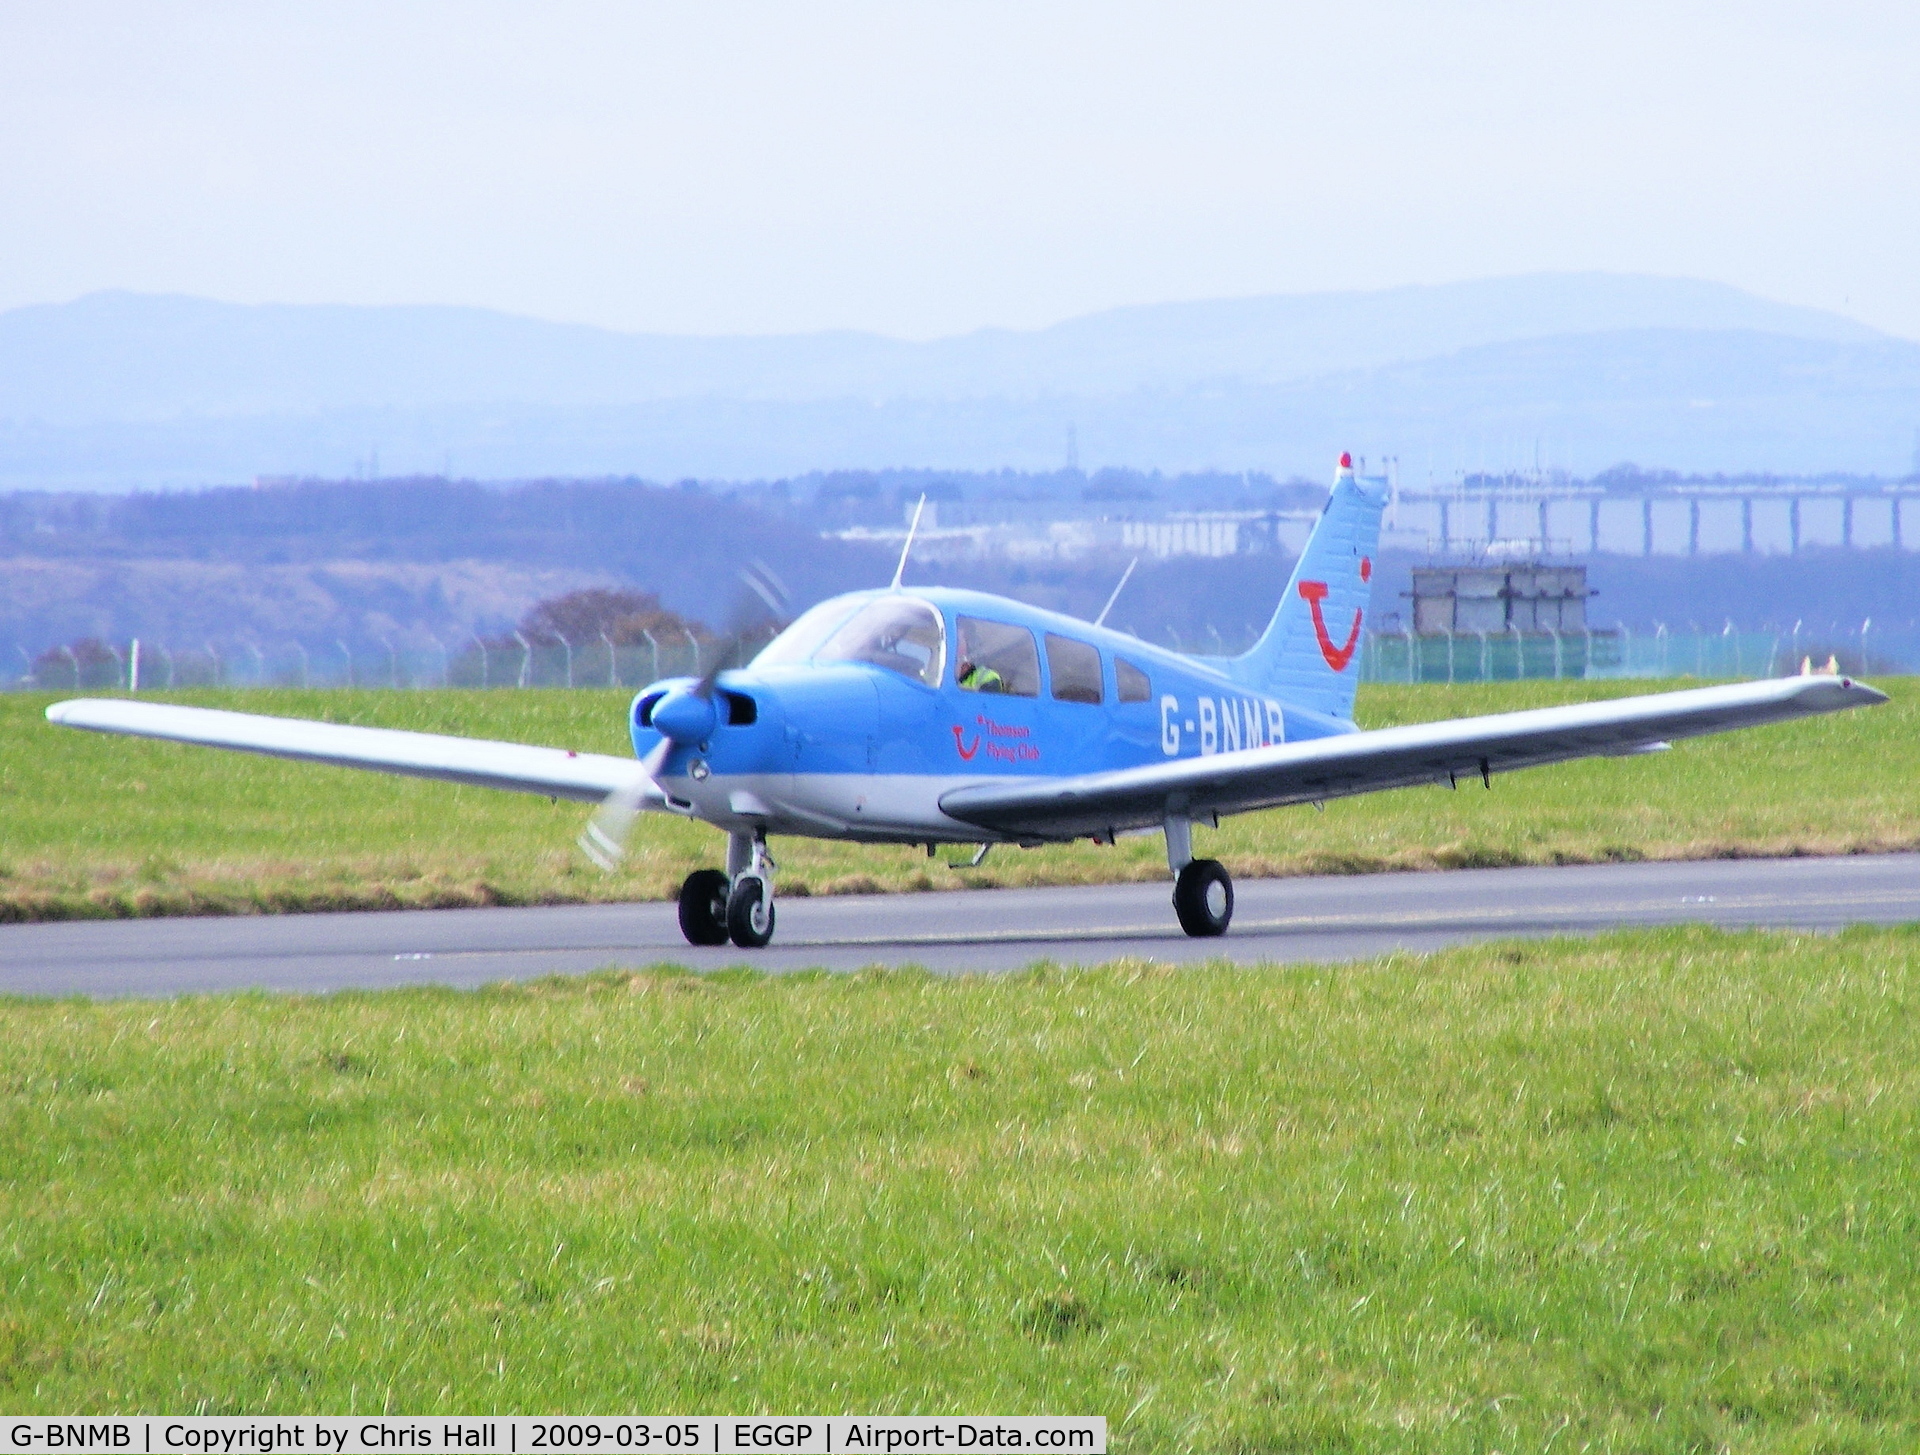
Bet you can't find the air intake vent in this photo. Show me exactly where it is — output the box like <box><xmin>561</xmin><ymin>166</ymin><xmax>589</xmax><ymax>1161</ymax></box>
<box><xmin>722</xmin><ymin>691</ymin><xmax>757</xmax><ymax>726</ymax></box>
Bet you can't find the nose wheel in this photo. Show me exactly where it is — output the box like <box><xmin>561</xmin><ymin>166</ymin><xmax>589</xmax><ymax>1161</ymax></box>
<box><xmin>726</xmin><ymin>877</ymin><xmax>775</xmax><ymax>947</ymax></box>
<box><xmin>1173</xmin><ymin>858</ymin><xmax>1233</xmax><ymax>937</ymax></box>
<box><xmin>678</xmin><ymin>833</ymin><xmax>780</xmax><ymax>948</ymax></box>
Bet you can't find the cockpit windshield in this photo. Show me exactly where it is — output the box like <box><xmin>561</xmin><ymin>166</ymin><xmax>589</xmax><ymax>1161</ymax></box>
<box><xmin>817</xmin><ymin>597</ymin><xmax>946</xmax><ymax>687</ymax></box>
<box><xmin>751</xmin><ymin>598</ymin><xmax>864</xmax><ymax>670</ymax></box>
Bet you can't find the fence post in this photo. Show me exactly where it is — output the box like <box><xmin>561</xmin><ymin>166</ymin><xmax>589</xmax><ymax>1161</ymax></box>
<box><xmin>601</xmin><ymin>631</ymin><xmax>617</xmax><ymax>688</ymax></box>
<box><xmin>1508</xmin><ymin>623</ymin><xmax>1523</xmax><ymax>680</ymax></box>
<box><xmin>684</xmin><ymin>626</ymin><xmax>700</xmax><ymax>677</ymax></box>
<box><xmin>515</xmin><ymin>631</ymin><xmax>533</xmax><ymax>689</ymax></box>
<box><xmin>129</xmin><ymin>638</ymin><xmax>141</xmax><ymax>693</ymax></box>
<box><xmin>1861</xmin><ymin>618</ymin><xmax>1872</xmax><ymax>672</ymax></box>
<box><xmin>380</xmin><ymin>636</ymin><xmax>398</xmax><ymax>689</ymax></box>
<box><xmin>1444</xmin><ymin>627</ymin><xmax>1455</xmax><ymax>685</ymax></box>
<box><xmin>207</xmin><ymin>641</ymin><xmax>224</xmax><ymax>686</ymax></box>
<box><xmin>642</xmin><ymin>629</ymin><xmax>659</xmax><ymax>683</ymax></box>
<box><xmin>1550</xmin><ymin>628</ymin><xmax>1563</xmax><ymax>680</ymax></box>
<box><xmin>557</xmin><ymin>632</ymin><xmax>573</xmax><ymax>690</ymax></box>
<box><xmin>59</xmin><ymin>644</ymin><xmax>78</xmax><ymax>689</ymax></box>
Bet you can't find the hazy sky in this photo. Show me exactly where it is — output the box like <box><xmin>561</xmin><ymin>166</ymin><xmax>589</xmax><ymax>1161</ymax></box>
<box><xmin>3</xmin><ymin>2</ymin><xmax>1917</xmax><ymax>340</ymax></box>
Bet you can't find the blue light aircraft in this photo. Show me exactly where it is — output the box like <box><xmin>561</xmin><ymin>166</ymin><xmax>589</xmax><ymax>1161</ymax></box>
<box><xmin>47</xmin><ymin>455</ymin><xmax>1886</xmax><ymax>948</ymax></box>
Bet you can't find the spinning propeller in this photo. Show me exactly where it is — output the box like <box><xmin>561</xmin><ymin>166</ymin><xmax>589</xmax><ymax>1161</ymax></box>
<box><xmin>577</xmin><ymin>563</ymin><xmax>789</xmax><ymax>870</ymax></box>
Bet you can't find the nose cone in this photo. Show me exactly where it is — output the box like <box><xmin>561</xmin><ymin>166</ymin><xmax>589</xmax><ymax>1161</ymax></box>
<box><xmin>651</xmin><ymin>688</ymin><xmax>718</xmax><ymax>745</ymax></box>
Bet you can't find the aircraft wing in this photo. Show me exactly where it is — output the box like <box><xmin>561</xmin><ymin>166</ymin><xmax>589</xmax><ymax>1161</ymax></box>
<box><xmin>44</xmin><ymin>698</ymin><xmax>652</xmax><ymax>805</ymax></box>
<box><xmin>938</xmin><ymin>676</ymin><xmax>1888</xmax><ymax>842</ymax></box>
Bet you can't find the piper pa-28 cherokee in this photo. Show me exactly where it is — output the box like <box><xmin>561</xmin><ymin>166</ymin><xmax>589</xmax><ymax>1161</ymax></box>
<box><xmin>47</xmin><ymin>455</ymin><xmax>1886</xmax><ymax>948</ymax></box>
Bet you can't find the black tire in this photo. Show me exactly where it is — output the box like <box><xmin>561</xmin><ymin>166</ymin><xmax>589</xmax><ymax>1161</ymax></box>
<box><xmin>1173</xmin><ymin>858</ymin><xmax>1233</xmax><ymax>937</ymax></box>
<box><xmin>727</xmin><ymin>876</ymin><xmax>776</xmax><ymax>948</ymax></box>
<box><xmin>677</xmin><ymin>869</ymin><xmax>731</xmax><ymax>946</ymax></box>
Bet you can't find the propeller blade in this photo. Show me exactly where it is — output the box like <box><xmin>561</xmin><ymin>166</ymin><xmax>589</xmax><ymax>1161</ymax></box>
<box><xmin>577</xmin><ymin>738</ymin><xmax>673</xmax><ymax>870</ymax></box>
<box><xmin>688</xmin><ymin>564</ymin><xmax>794</xmax><ymax>699</ymax></box>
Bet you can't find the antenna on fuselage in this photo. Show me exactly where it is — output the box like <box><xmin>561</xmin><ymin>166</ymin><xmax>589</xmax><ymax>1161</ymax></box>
<box><xmin>891</xmin><ymin>494</ymin><xmax>927</xmax><ymax>590</ymax></box>
<box><xmin>1093</xmin><ymin>556</ymin><xmax>1138</xmax><ymax>628</ymax></box>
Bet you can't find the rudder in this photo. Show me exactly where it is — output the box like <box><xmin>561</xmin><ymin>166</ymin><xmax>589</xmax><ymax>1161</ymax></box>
<box><xmin>1227</xmin><ymin>453</ymin><xmax>1387</xmax><ymax>721</ymax></box>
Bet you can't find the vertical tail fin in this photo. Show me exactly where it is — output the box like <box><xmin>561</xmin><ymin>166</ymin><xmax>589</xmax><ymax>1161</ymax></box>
<box><xmin>1227</xmin><ymin>453</ymin><xmax>1387</xmax><ymax>722</ymax></box>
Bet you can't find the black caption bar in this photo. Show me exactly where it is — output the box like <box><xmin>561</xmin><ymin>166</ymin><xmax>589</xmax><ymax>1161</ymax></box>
<box><xmin>1</xmin><ymin>1420</ymin><xmax>1104</xmax><ymax>1455</ymax></box>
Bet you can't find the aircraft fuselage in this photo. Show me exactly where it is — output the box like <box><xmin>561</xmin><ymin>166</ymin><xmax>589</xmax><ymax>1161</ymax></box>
<box><xmin>631</xmin><ymin>586</ymin><xmax>1354</xmax><ymax>845</ymax></box>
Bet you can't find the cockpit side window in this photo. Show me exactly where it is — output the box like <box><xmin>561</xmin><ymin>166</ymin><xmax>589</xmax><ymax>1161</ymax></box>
<box><xmin>954</xmin><ymin>616</ymin><xmax>1041</xmax><ymax>697</ymax></box>
<box><xmin>1116</xmin><ymin>657</ymin><xmax>1152</xmax><ymax>703</ymax></box>
<box><xmin>817</xmin><ymin>597</ymin><xmax>946</xmax><ymax>687</ymax></box>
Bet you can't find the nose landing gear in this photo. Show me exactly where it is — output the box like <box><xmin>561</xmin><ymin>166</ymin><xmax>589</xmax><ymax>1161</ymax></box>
<box><xmin>677</xmin><ymin>831</ymin><xmax>779</xmax><ymax>948</ymax></box>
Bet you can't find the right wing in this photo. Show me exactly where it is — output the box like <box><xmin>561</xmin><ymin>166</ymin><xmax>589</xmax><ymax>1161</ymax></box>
<box><xmin>939</xmin><ymin>675</ymin><xmax>1888</xmax><ymax>842</ymax></box>
<box><xmin>44</xmin><ymin>698</ymin><xmax>655</xmax><ymax>805</ymax></box>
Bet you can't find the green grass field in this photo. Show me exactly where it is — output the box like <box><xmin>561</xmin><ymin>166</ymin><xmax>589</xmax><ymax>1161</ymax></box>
<box><xmin>2</xmin><ymin>926</ymin><xmax>1917</xmax><ymax>1445</ymax></box>
<box><xmin>2</xmin><ymin>678</ymin><xmax>1914</xmax><ymax>923</ymax></box>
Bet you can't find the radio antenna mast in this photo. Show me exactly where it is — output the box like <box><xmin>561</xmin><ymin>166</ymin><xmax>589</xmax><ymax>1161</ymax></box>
<box><xmin>891</xmin><ymin>494</ymin><xmax>927</xmax><ymax>589</ymax></box>
<box><xmin>1093</xmin><ymin>556</ymin><xmax>1138</xmax><ymax>627</ymax></box>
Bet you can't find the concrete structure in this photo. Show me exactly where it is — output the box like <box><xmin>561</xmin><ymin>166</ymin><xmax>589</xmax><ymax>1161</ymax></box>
<box><xmin>1387</xmin><ymin>478</ymin><xmax>1920</xmax><ymax>557</ymax></box>
<box><xmin>1408</xmin><ymin>565</ymin><xmax>1592</xmax><ymax>635</ymax></box>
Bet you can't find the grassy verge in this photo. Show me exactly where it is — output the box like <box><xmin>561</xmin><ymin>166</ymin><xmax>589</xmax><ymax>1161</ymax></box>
<box><xmin>2</xmin><ymin>678</ymin><xmax>1914</xmax><ymax>923</ymax></box>
<box><xmin>2</xmin><ymin>926</ymin><xmax>1918</xmax><ymax>1444</ymax></box>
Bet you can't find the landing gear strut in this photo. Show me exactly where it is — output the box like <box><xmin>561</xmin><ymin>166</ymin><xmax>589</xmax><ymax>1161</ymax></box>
<box><xmin>677</xmin><ymin>832</ymin><xmax>780</xmax><ymax>948</ymax></box>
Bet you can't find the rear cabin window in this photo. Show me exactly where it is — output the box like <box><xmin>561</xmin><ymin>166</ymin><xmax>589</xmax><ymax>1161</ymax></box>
<box><xmin>954</xmin><ymin>616</ymin><xmax>1040</xmax><ymax>697</ymax></box>
<box><xmin>1116</xmin><ymin>657</ymin><xmax>1151</xmax><ymax>703</ymax></box>
<box><xmin>1045</xmin><ymin>634</ymin><xmax>1103</xmax><ymax>704</ymax></box>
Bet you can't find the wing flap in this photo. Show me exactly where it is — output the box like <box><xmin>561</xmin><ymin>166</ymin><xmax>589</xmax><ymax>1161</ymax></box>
<box><xmin>45</xmin><ymin>698</ymin><xmax>651</xmax><ymax>805</ymax></box>
<box><xmin>938</xmin><ymin>676</ymin><xmax>1886</xmax><ymax>841</ymax></box>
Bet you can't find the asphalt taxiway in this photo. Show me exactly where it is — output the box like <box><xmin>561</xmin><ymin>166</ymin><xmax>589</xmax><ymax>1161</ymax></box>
<box><xmin>2</xmin><ymin>853</ymin><xmax>1916</xmax><ymax>998</ymax></box>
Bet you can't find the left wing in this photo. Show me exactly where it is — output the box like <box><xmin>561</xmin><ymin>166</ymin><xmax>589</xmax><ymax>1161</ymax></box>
<box><xmin>45</xmin><ymin>698</ymin><xmax>652</xmax><ymax>804</ymax></box>
<box><xmin>939</xmin><ymin>676</ymin><xmax>1887</xmax><ymax>842</ymax></box>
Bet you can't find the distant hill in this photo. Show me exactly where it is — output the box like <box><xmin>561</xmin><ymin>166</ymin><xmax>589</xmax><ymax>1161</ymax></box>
<box><xmin>1</xmin><ymin>275</ymin><xmax>1914</xmax><ymax>483</ymax></box>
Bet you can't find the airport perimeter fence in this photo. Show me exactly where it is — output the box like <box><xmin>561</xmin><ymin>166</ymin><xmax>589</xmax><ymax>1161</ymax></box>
<box><xmin>1357</xmin><ymin>621</ymin><xmax>1906</xmax><ymax>684</ymax></box>
<box><xmin>8</xmin><ymin>632</ymin><xmax>766</xmax><ymax>694</ymax></box>
<box><xmin>8</xmin><ymin>621</ymin><xmax>1906</xmax><ymax>693</ymax></box>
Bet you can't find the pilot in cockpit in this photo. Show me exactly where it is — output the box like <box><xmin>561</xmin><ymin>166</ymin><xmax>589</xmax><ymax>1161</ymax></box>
<box><xmin>955</xmin><ymin>622</ymin><xmax>1004</xmax><ymax>693</ymax></box>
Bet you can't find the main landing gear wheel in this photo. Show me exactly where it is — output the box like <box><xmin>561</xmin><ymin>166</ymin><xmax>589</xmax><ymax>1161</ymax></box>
<box><xmin>726</xmin><ymin>877</ymin><xmax>776</xmax><ymax>948</ymax></box>
<box><xmin>677</xmin><ymin>869</ymin><xmax>731</xmax><ymax>946</ymax></box>
<box><xmin>1173</xmin><ymin>858</ymin><xmax>1233</xmax><ymax>937</ymax></box>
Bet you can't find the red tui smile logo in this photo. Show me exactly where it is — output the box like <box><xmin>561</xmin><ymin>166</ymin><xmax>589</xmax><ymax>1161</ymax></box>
<box><xmin>951</xmin><ymin>725</ymin><xmax>981</xmax><ymax>760</ymax></box>
<box><xmin>1298</xmin><ymin>579</ymin><xmax>1363</xmax><ymax>671</ymax></box>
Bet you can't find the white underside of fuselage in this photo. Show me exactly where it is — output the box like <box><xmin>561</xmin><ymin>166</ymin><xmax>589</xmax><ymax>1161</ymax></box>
<box><xmin>655</xmin><ymin>771</ymin><xmax>1055</xmax><ymax>844</ymax></box>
